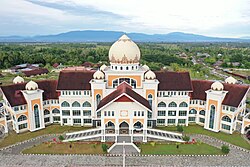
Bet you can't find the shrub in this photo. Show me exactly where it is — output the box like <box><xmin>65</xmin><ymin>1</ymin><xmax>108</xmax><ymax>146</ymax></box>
<box><xmin>102</xmin><ymin>144</ymin><xmax>108</xmax><ymax>153</ymax></box>
<box><xmin>58</xmin><ymin>135</ymin><xmax>65</xmax><ymax>141</ymax></box>
<box><xmin>150</xmin><ymin>142</ymin><xmax>156</xmax><ymax>147</ymax></box>
<box><xmin>221</xmin><ymin>145</ymin><xmax>230</xmax><ymax>154</ymax></box>
<box><xmin>92</xmin><ymin>143</ymin><xmax>97</xmax><ymax>149</ymax></box>
<box><xmin>182</xmin><ymin>135</ymin><xmax>190</xmax><ymax>142</ymax></box>
<box><xmin>177</xmin><ymin>125</ymin><xmax>184</xmax><ymax>132</ymax></box>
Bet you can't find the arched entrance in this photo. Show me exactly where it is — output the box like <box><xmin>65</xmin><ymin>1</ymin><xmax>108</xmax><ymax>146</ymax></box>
<box><xmin>105</xmin><ymin>121</ymin><xmax>115</xmax><ymax>134</ymax></box>
<box><xmin>119</xmin><ymin>121</ymin><xmax>129</xmax><ymax>135</ymax></box>
<box><xmin>0</xmin><ymin>124</ymin><xmax>5</xmax><ymax>138</ymax></box>
<box><xmin>244</xmin><ymin>125</ymin><xmax>250</xmax><ymax>140</ymax></box>
<box><xmin>133</xmin><ymin>121</ymin><xmax>143</xmax><ymax>134</ymax></box>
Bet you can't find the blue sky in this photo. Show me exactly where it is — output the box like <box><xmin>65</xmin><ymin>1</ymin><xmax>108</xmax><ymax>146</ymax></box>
<box><xmin>0</xmin><ymin>0</ymin><xmax>250</xmax><ymax>37</ymax></box>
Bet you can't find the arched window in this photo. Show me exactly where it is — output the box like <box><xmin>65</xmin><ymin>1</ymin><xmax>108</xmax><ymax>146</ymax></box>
<box><xmin>96</xmin><ymin>94</ymin><xmax>101</xmax><ymax>106</ymax></box>
<box><xmin>83</xmin><ymin>101</ymin><xmax>91</xmax><ymax>107</ymax></box>
<box><xmin>168</xmin><ymin>102</ymin><xmax>177</xmax><ymax>107</ymax></box>
<box><xmin>209</xmin><ymin>105</ymin><xmax>216</xmax><ymax>129</ymax></box>
<box><xmin>72</xmin><ymin>101</ymin><xmax>80</xmax><ymax>107</ymax></box>
<box><xmin>44</xmin><ymin>109</ymin><xmax>50</xmax><ymax>115</ymax></box>
<box><xmin>34</xmin><ymin>104</ymin><xmax>40</xmax><ymax>128</ymax></box>
<box><xmin>126</xmin><ymin>66</ymin><xmax>129</xmax><ymax>70</ymax></box>
<box><xmin>18</xmin><ymin>115</ymin><xmax>27</xmax><ymax>122</ymax></box>
<box><xmin>61</xmin><ymin>101</ymin><xmax>70</xmax><ymax>107</ymax></box>
<box><xmin>148</xmin><ymin>94</ymin><xmax>153</xmax><ymax>107</ymax></box>
<box><xmin>179</xmin><ymin>102</ymin><xmax>188</xmax><ymax>107</ymax></box>
<box><xmin>189</xmin><ymin>109</ymin><xmax>197</xmax><ymax>114</ymax></box>
<box><xmin>222</xmin><ymin>115</ymin><xmax>231</xmax><ymax>122</ymax></box>
<box><xmin>105</xmin><ymin>121</ymin><xmax>115</xmax><ymax>128</ymax></box>
<box><xmin>158</xmin><ymin>102</ymin><xmax>166</xmax><ymax>107</ymax></box>
<box><xmin>52</xmin><ymin>108</ymin><xmax>60</xmax><ymax>114</ymax></box>
<box><xmin>199</xmin><ymin>110</ymin><xmax>205</xmax><ymax>116</ymax></box>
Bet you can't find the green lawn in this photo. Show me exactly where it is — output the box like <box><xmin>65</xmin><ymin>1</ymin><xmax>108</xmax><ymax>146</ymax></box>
<box><xmin>0</xmin><ymin>125</ymin><xmax>90</xmax><ymax>148</ymax></box>
<box><xmin>22</xmin><ymin>142</ymin><xmax>110</xmax><ymax>154</ymax></box>
<box><xmin>140</xmin><ymin>142</ymin><xmax>223</xmax><ymax>155</ymax></box>
<box><xmin>158</xmin><ymin>124</ymin><xmax>250</xmax><ymax>150</ymax></box>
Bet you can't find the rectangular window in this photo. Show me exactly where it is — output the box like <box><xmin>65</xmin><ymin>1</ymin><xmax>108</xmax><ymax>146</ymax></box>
<box><xmin>73</xmin><ymin>119</ymin><xmax>81</xmax><ymax>124</ymax></box>
<box><xmin>168</xmin><ymin>110</ymin><xmax>176</xmax><ymax>116</ymax></box>
<box><xmin>104</xmin><ymin>111</ymin><xmax>107</xmax><ymax>116</ymax></box>
<box><xmin>157</xmin><ymin>119</ymin><xmax>165</xmax><ymax>125</ymax></box>
<box><xmin>188</xmin><ymin>117</ymin><xmax>196</xmax><ymax>122</ymax></box>
<box><xmin>222</xmin><ymin>124</ymin><xmax>230</xmax><ymax>130</ymax></box>
<box><xmin>158</xmin><ymin>110</ymin><xmax>166</xmax><ymax>116</ymax></box>
<box><xmin>141</xmin><ymin>111</ymin><xmax>144</xmax><ymax>116</ymax></box>
<box><xmin>83</xmin><ymin>119</ymin><xmax>92</xmax><ymax>124</ymax></box>
<box><xmin>73</xmin><ymin>110</ymin><xmax>81</xmax><ymax>116</ymax></box>
<box><xmin>53</xmin><ymin>116</ymin><xmax>60</xmax><ymax>122</ymax></box>
<box><xmin>83</xmin><ymin>110</ymin><xmax>91</xmax><ymax>116</ymax></box>
<box><xmin>112</xmin><ymin>111</ymin><xmax>114</xmax><ymax>116</ymax></box>
<box><xmin>199</xmin><ymin>118</ymin><xmax>205</xmax><ymax>123</ymax></box>
<box><xmin>134</xmin><ymin>111</ymin><xmax>136</xmax><ymax>116</ymax></box>
<box><xmin>63</xmin><ymin>118</ymin><xmax>67</xmax><ymax>123</ymax></box>
<box><xmin>44</xmin><ymin>117</ymin><xmax>50</xmax><ymax>123</ymax></box>
<box><xmin>18</xmin><ymin>123</ymin><xmax>27</xmax><ymax>130</ymax></box>
<box><xmin>138</xmin><ymin>111</ymin><xmax>140</xmax><ymax>116</ymax></box>
<box><xmin>62</xmin><ymin>110</ymin><xmax>70</xmax><ymax>116</ymax></box>
<box><xmin>178</xmin><ymin>119</ymin><xmax>186</xmax><ymax>124</ymax></box>
<box><xmin>167</xmin><ymin>119</ymin><xmax>175</xmax><ymax>124</ymax></box>
<box><xmin>14</xmin><ymin>106</ymin><xmax>19</xmax><ymax>111</ymax></box>
<box><xmin>179</xmin><ymin>110</ymin><xmax>187</xmax><ymax>116</ymax></box>
<box><xmin>148</xmin><ymin>111</ymin><xmax>152</xmax><ymax>118</ymax></box>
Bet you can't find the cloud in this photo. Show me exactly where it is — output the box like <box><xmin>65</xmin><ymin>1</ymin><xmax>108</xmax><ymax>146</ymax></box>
<box><xmin>0</xmin><ymin>0</ymin><xmax>249</xmax><ymax>37</ymax></box>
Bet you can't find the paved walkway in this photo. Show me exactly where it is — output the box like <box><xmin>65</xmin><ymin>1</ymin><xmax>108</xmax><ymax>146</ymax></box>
<box><xmin>0</xmin><ymin>134</ymin><xmax>249</xmax><ymax>166</ymax></box>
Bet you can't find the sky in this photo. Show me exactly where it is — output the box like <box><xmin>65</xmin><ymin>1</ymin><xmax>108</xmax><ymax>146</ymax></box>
<box><xmin>0</xmin><ymin>0</ymin><xmax>249</xmax><ymax>38</ymax></box>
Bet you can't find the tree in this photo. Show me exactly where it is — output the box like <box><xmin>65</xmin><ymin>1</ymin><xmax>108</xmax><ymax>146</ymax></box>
<box><xmin>177</xmin><ymin>125</ymin><xmax>184</xmax><ymax>132</ymax></box>
<box><xmin>221</xmin><ymin>145</ymin><xmax>230</xmax><ymax>154</ymax></box>
<box><xmin>102</xmin><ymin>143</ymin><xmax>108</xmax><ymax>153</ymax></box>
<box><xmin>182</xmin><ymin>135</ymin><xmax>190</xmax><ymax>142</ymax></box>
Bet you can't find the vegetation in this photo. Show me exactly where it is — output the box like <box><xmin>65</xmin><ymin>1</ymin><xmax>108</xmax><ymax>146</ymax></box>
<box><xmin>177</xmin><ymin>125</ymin><xmax>184</xmax><ymax>132</ymax></box>
<box><xmin>58</xmin><ymin>135</ymin><xmax>65</xmax><ymax>141</ymax></box>
<box><xmin>0</xmin><ymin>125</ymin><xmax>90</xmax><ymax>148</ymax></box>
<box><xmin>182</xmin><ymin>135</ymin><xmax>190</xmax><ymax>142</ymax></box>
<box><xmin>221</xmin><ymin>145</ymin><xmax>230</xmax><ymax>154</ymax></box>
<box><xmin>22</xmin><ymin>142</ymin><xmax>110</xmax><ymax>154</ymax></box>
<box><xmin>101</xmin><ymin>143</ymin><xmax>108</xmax><ymax>153</ymax></box>
<box><xmin>158</xmin><ymin>124</ymin><xmax>250</xmax><ymax>150</ymax></box>
<box><xmin>140</xmin><ymin>142</ymin><xmax>224</xmax><ymax>155</ymax></box>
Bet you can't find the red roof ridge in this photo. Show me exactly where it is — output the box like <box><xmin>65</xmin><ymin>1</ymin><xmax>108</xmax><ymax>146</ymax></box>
<box><xmin>117</xmin><ymin>81</ymin><xmax>132</xmax><ymax>90</ymax></box>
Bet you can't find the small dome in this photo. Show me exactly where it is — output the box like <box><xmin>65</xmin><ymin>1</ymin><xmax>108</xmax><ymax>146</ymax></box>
<box><xmin>100</xmin><ymin>64</ymin><xmax>107</xmax><ymax>71</ymax></box>
<box><xmin>13</xmin><ymin>76</ymin><xmax>24</xmax><ymax>84</ymax></box>
<box><xmin>109</xmin><ymin>34</ymin><xmax>140</xmax><ymax>64</ymax></box>
<box><xmin>225</xmin><ymin>76</ymin><xmax>237</xmax><ymax>84</ymax></box>
<box><xmin>25</xmin><ymin>81</ymin><xmax>38</xmax><ymax>90</ymax></box>
<box><xmin>142</xmin><ymin>64</ymin><xmax>150</xmax><ymax>71</ymax></box>
<box><xmin>145</xmin><ymin>70</ymin><xmax>156</xmax><ymax>80</ymax></box>
<box><xmin>93</xmin><ymin>70</ymin><xmax>104</xmax><ymax>80</ymax></box>
<box><xmin>211</xmin><ymin>81</ymin><xmax>224</xmax><ymax>91</ymax></box>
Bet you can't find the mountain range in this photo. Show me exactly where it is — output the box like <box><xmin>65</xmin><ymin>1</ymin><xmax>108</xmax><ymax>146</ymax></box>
<box><xmin>0</xmin><ymin>30</ymin><xmax>249</xmax><ymax>43</ymax></box>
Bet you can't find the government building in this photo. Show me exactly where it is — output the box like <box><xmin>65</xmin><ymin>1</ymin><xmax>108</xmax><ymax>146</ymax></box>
<box><xmin>0</xmin><ymin>35</ymin><xmax>249</xmax><ymax>142</ymax></box>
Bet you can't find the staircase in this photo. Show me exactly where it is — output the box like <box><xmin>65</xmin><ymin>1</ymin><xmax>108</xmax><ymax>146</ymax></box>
<box><xmin>63</xmin><ymin>128</ymin><xmax>102</xmax><ymax>142</ymax></box>
<box><xmin>147</xmin><ymin>129</ymin><xmax>183</xmax><ymax>142</ymax></box>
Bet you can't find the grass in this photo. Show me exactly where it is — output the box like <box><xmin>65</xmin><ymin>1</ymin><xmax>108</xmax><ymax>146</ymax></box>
<box><xmin>0</xmin><ymin>125</ymin><xmax>90</xmax><ymax>148</ymax></box>
<box><xmin>22</xmin><ymin>142</ymin><xmax>110</xmax><ymax>154</ymax></box>
<box><xmin>158</xmin><ymin>124</ymin><xmax>250</xmax><ymax>150</ymax></box>
<box><xmin>140</xmin><ymin>142</ymin><xmax>224</xmax><ymax>155</ymax></box>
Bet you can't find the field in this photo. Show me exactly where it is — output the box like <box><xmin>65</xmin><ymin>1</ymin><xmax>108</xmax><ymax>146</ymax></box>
<box><xmin>0</xmin><ymin>125</ymin><xmax>90</xmax><ymax>148</ymax></box>
<box><xmin>22</xmin><ymin>142</ymin><xmax>110</xmax><ymax>154</ymax></box>
<box><xmin>139</xmin><ymin>142</ymin><xmax>223</xmax><ymax>155</ymax></box>
<box><xmin>158</xmin><ymin>124</ymin><xmax>250</xmax><ymax>150</ymax></box>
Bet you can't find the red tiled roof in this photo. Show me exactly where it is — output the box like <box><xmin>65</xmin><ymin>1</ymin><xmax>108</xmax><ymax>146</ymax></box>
<box><xmin>57</xmin><ymin>70</ymin><xmax>95</xmax><ymax>90</ymax></box>
<box><xmin>191</xmin><ymin>80</ymin><xmax>249</xmax><ymax>107</ymax></box>
<box><xmin>0</xmin><ymin>80</ymin><xmax>59</xmax><ymax>106</ymax></box>
<box><xmin>97</xmin><ymin>82</ymin><xmax>151</xmax><ymax>111</ymax></box>
<box><xmin>22</xmin><ymin>68</ymin><xmax>49</xmax><ymax>77</ymax></box>
<box><xmin>155</xmin><ymin>71</ymin><xmax>193</xmax><ymax>91</ymax></box>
